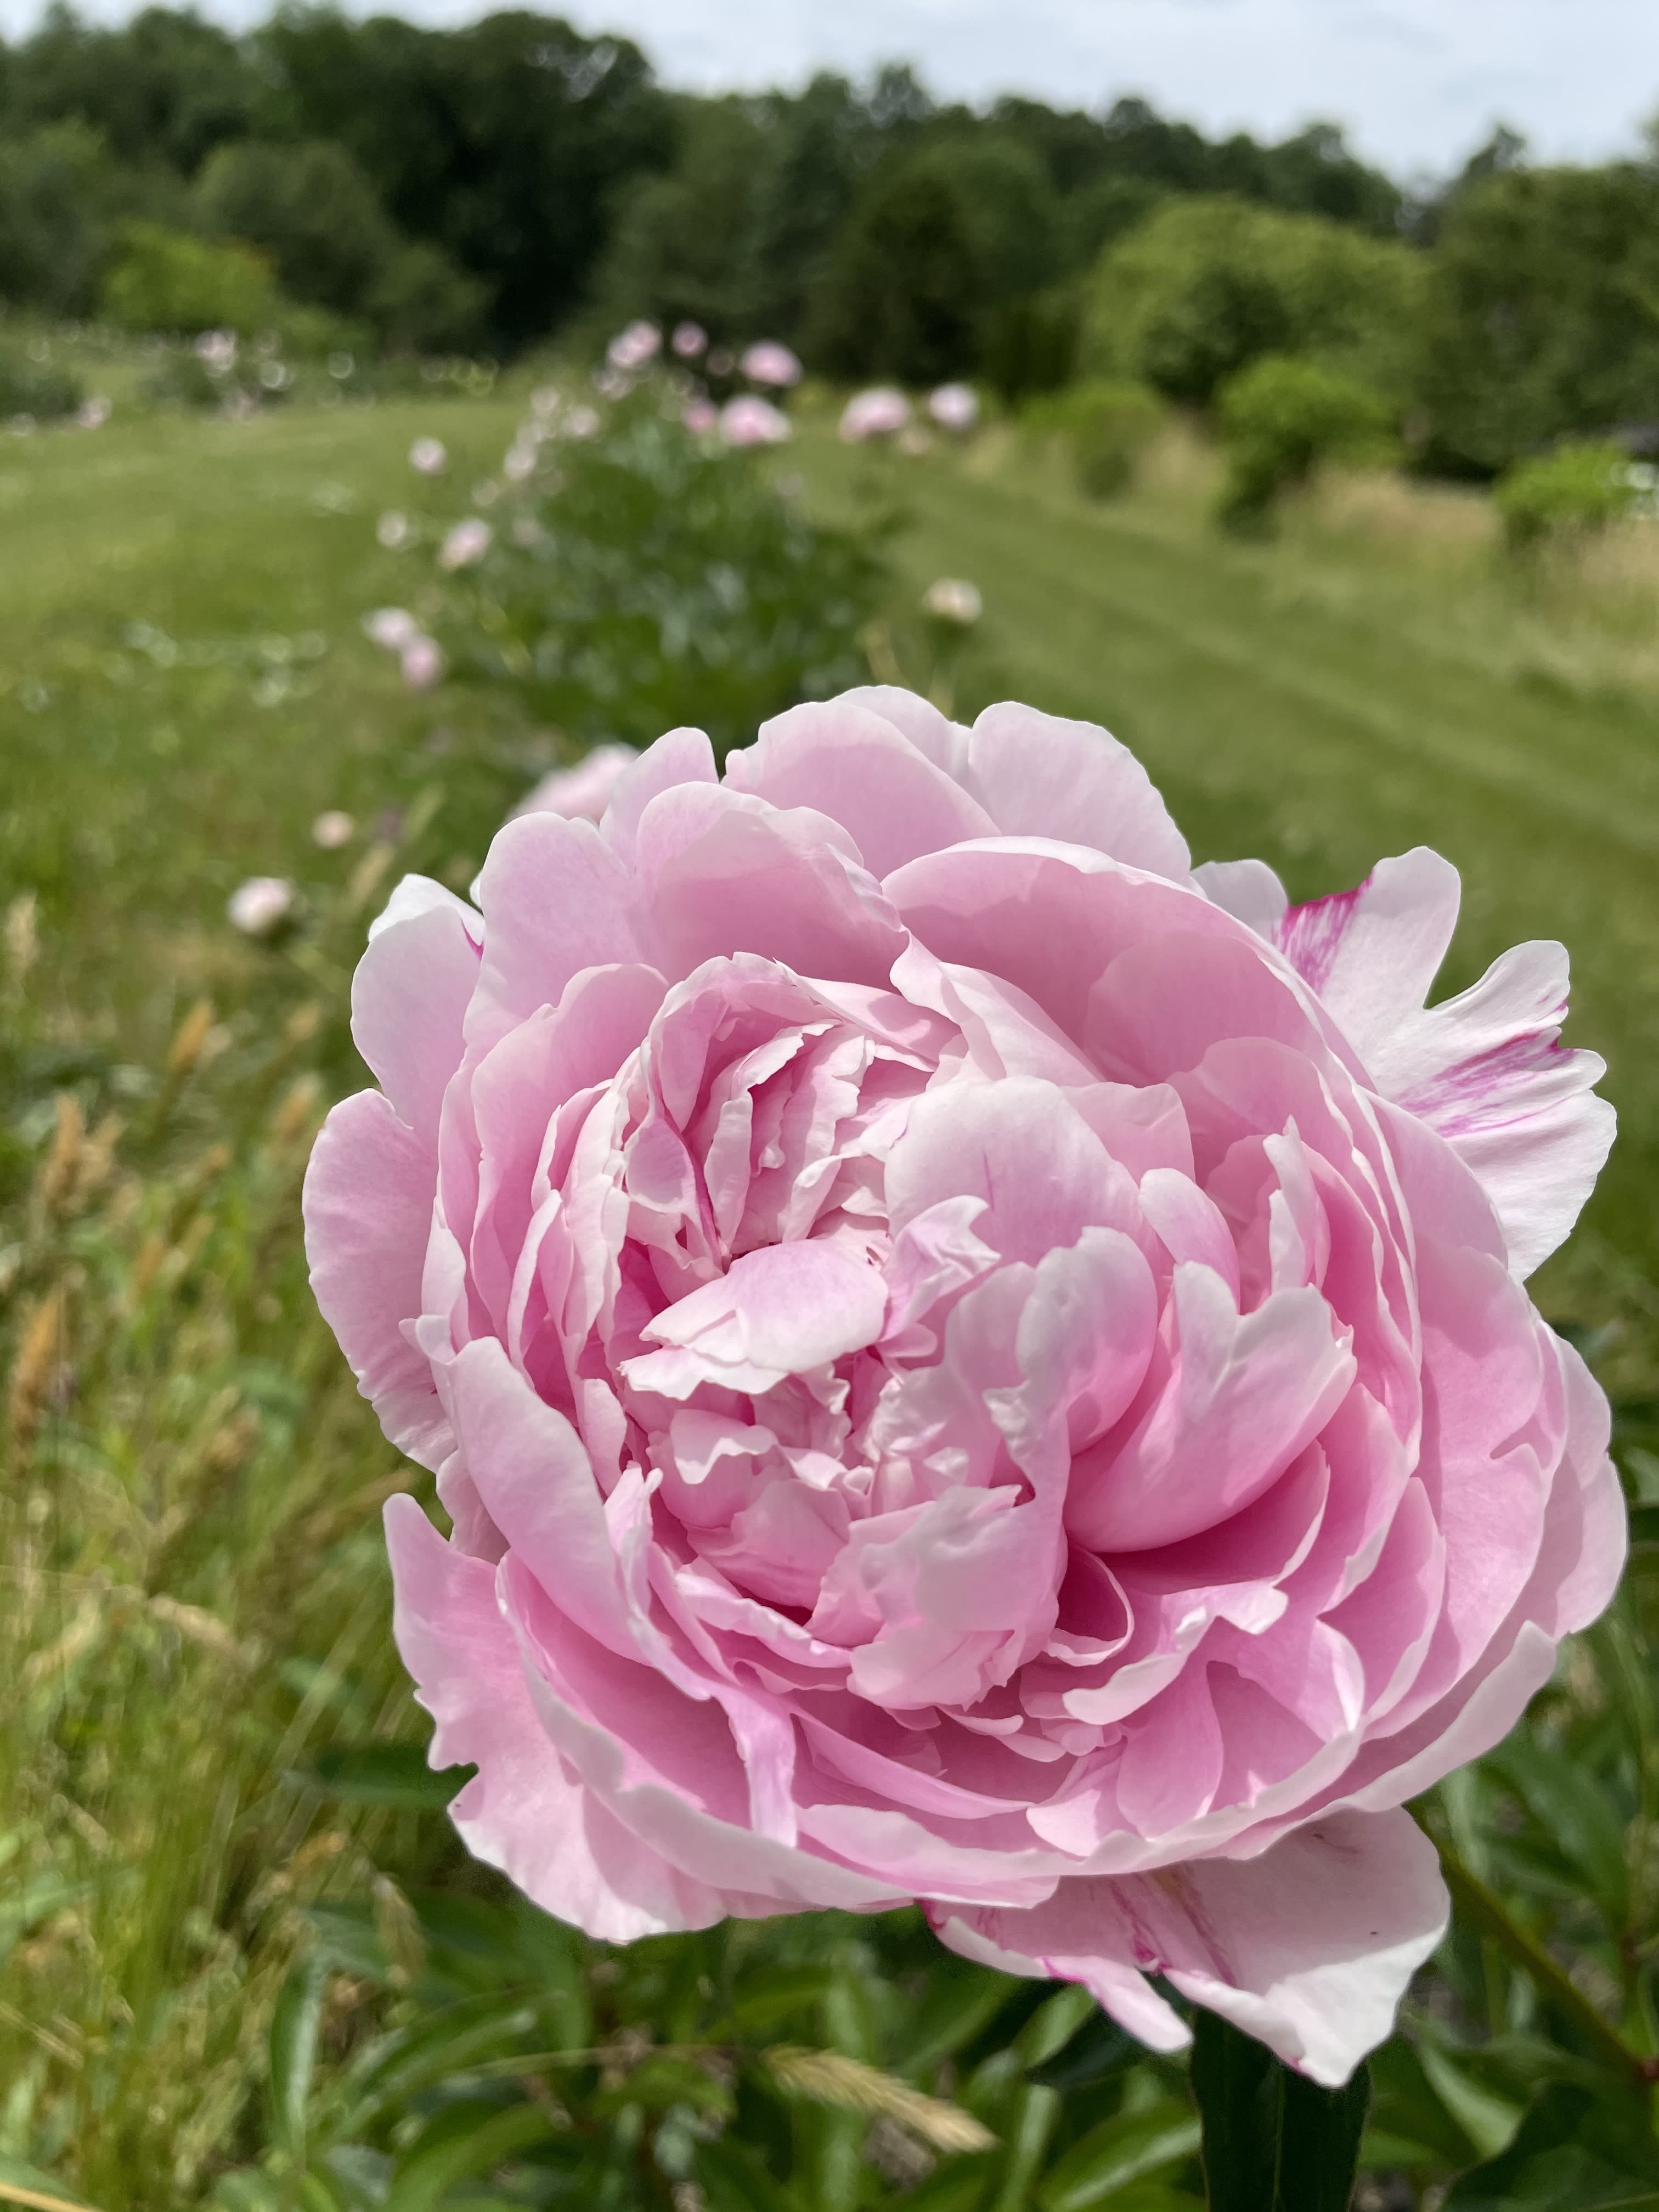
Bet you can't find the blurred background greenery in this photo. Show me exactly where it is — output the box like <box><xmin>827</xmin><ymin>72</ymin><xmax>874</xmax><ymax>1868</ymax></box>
<box><xmin>8</xmin><ymin>11</ymin><xmax>1659</xmax><ymax>2210</ymax></box>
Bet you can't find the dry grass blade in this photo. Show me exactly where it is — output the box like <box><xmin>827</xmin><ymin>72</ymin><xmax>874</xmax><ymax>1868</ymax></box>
<box><xmin>0</xmin><ymin>2184</ymin><xmax>103</xmax><ymax>2212</ymax></box>
<box><xmin>761</xmin><ymin>2045</ymin><xmax>996</xmax><ymax>2154</ymax></box>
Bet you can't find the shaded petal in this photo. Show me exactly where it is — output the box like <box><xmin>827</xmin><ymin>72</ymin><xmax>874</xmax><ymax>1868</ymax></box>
<box><xmin>386</xmin><ymin>1496</ymin><xmax>730</xmax><ymax>1942</ymax></box>
<box><xmin>304</xmin><ymin>1091</ymin><xmax>450</xmax><ymax>1469</ymax></box>
<box><xmin>352</xmin><ymin>887</ymin><xmax>480</xmax><ymax>1144</ymax></box>
<box><xmin>930</xmin><ymin>1807</ymin><xmax>1447</xmax><ymax>2086</ymax></box>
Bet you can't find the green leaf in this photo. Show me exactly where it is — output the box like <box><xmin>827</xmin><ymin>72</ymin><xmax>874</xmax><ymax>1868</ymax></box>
<box><xmin>1442</xmin><ymin>2082</ymin><xmax>1659</xmax><ymax>2210</ymax></box>
<box><xmin>301</xmin><ymin>1741</ymin><xmax>474</xmax><ymax>1810</ymax></box>
<box><xmin>1191</xmin><ymin>2013</ymin><xmax>1369</xmax><ymax>2212</ymax></box>
<box><xmin>1488</xmin><ymin>1736</ymin><xmax>1630</xmax><ymax>1926</ymax></box>
<box><xmin>381</xmin><ymin>2101</ymin><xmax>555</xmax><ymax>2212</ymax></box>
<box><xmin>1037</xmin><ymin>2101</ymin><xmax>1201</xmax><ymax>2212</ymax></box>
<box><xmin>693</xmin><ymin>2135</ymin><xmax>806</xmax><ymax>2212</ymax></box>
<box><xmin>268</xmin><ymin>1949</ymin><xmax>330</xmax><ymax>2161</ymax></box>
<box><xmin>1026</xmin><ymin>2006</ymin><xmax>1143</xmax><ymax>2094</ymax></box>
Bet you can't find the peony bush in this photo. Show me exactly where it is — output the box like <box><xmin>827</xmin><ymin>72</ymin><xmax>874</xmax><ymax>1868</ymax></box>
<box><xmin>305</xmin><ymin>689</ymin><xmax>1621</xmax><ymax>2089</ymax></box>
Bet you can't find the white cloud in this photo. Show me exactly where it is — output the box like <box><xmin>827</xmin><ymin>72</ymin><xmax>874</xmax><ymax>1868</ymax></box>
<box><xmin>8</xmin><ymin>0</ymin><xmax>1657</xmax><ymax>176</ymax></box>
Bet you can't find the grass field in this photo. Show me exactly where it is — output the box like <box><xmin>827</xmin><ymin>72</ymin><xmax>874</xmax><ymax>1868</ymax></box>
<box><xmin>5</xmin><ymin>390</ymin><xmax>1659</xmax><ymax>2205</ymax></box>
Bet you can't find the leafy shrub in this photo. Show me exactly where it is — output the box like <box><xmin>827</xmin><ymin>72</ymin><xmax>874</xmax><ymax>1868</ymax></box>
<box><xmin>101</xmin><ymin>219</ymin><xmax>281</xmax><ymax>335</ymax></box>
<box><xmin>1028</xmin><ymin>377</ymin><xmax>1165</xmax><ymax>498</ymax></box>
<box><xmin>431</xmin><ymin>385</ymin><xmax>885</xmax><ymax>757</ymax></box>
<box><xmin>0</xmin><ymin>341</ymin><xmax>83</xmax><ymax>421</ymax></box>
<box><xmin>1493</xmin><ymin>439</ymin><xmax>1639</xmax><ymax>552</ymax></box>
<box><xmin>1082</xmin><ymin>194</ymin><xmax>1423</xmax><ymax>405</ymax></box>
<box><xmin>1215</xmin><ymin>353</ymin><xmax>1392</xmax><ymax>529</ymax></box>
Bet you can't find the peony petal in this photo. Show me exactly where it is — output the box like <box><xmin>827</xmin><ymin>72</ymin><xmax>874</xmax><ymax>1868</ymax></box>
<box><xmin>386</xmin><ymin>1496</ymin><xmax>731</xmax><ymax>1941</ymax></box>
<box><xmin>351</xmin><ymin>890</ymin><xmax>481</xmax><ymax>1144</ymax></box>
<box><xmin>1267</xmin><ymin>849</ymin><xmax>1462</xmax><ymax>1067</ymax></box>
<box><xmin>304</xmin><ymin>1091</ymin><xmax>450</xmax><ymax>1469</ymax></box>
<box><xmin>467</xmin><ymin>814</ymin><xmax>644</xmax><ymax>1051</ymax></box>
<box><xmin>635</xmin><ymin>1240</ymin><xmax>888</xmax><ymax>1393</ymax></box>
<box><xmin>601</xmin><ymin>726</ymin><xmax>719</xmax><ymax>861</ymax></box>
<box><xmin>930</xmin><ymin>1807</ymin><xmax>1447</xmax><ymax>2085</ymax></box>
<box><xmin>725</xmin><ymin>698</ymin><xmax>997</xmax><ymax>877</ymax></box>
<box><xmin>964</xmin><ymin>702</ymin><xmax>1192</xmax><ymax>879</ymax></box>
<box><xmin>1368</xmin><ymin>939</ymin><xmax>1613</xmax><ymax>1278</ymax></box>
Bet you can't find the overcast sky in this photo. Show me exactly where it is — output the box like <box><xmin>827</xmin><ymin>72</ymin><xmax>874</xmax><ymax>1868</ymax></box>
<box><xmin>12</xmin><ymin>0</ymin><xmax>1659</xmax><ymax>179</ymax></box>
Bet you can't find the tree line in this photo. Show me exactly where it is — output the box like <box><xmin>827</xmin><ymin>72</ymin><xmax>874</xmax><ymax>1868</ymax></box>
<box><xmin>3</xmin><ymin>4</ymin><xmax>1659</xmax><ymax>473</ymax></box>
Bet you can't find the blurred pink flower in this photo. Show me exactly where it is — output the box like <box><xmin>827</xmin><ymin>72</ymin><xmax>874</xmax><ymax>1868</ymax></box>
<box><xmin>225</xmin><ymin>876</ymin><xmax>294</xmax><ymax>936</ymax></box>
<box><xmin>400</xmin><ymin>636</ymin><xmax>444</xmax><ymax>690</ymax></box>
<box><xmin>76</xmin><ymin>394</ymin><xmax>112</xmax><ymax>430</ymax></box>
<box><xmin>672</xmin><ymin>321</ymin><xmax>709</xmax><ymax>359</ymax></box>
<box><xmin>928</xmin><ymin>382</ymin><xmax>980</xmax><ymax>431</ymax></box>
<box><xmin>308</xmin><ymin>689</ymin><xmax>1620</xmax><ymax>2089</ymax></box>
<box><xmin>681</xmin><ymin>397</ymin><xmax>719</xmax><ymax>436</ymax></box>
<box><xmin>363</xmin><ymin>607</ymin><xmax>420</xmax><ymax>652</ymax></box>
<box><xmin>839</xmin><ymin>386</ymin><xmax>911</xmax><ymax>441</ymax></box>
<box><xmin>741</xmin><ymin>341</ymin><xmax>803</xmax><ymax>388</ymax></box>
<box><xmin>513</xmin><ymin>742</ymin><xmax>637</xmax><ymax>823</ymax></box>
<box><xmin>563</xmin><ymin>405</ymin><xmax>601</xmax><ymax>440</ymax></box>
<box><xmin>607</xmin><ymin>320</ymin><xmax>662</xmax><ymax>372</ymax></box>
<box><xmin>438</xmin><ymin>518</ymin><xmax>493</xmax><ymax>571</ymax></box>
<box><xmin>376</xmin><ymin>510</ymin><xmax>414</xmax><ymax>550</ymax></box>
<box><xmin>409</xmin><ymin>437</ymin><xmax>448</xmax><ymax>476</ymax></box>
<box><xmin>312</xmin><ymin>810</ymin><xmax>356</xmax><ymax>850</ymax></box>
<box><xmin>922</xmin><ymin>576</ymin><xmax>983</xmax><ymax>624</ymax></box>
<box><xmin>719</xmin><ymin>395</ymin><xmax>792</xmax><ymax>448</ymax></box>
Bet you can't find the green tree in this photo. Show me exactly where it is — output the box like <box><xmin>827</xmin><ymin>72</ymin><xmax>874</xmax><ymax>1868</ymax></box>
<box><xmin>1417</xmin><ymin>162</ymin><xmax>1659</xmax><ymax>473</ymax></box>
<box><xmin>1215</xmin><ymin>352</ymin><xmax>1392</xmax><ymax>529</ymax></box>
<box><xmin>5</xmin><ymin>2</ymin><xmax>255</xmax><ymax>172</ymax></box>
<box><xmin>101</xmin><ymin>217</ymin><xmax>280</xmax><ymax>332</ymax></box>
<box><xmin>252</xmin><ymin>8</ymin><xmax>674</xmax><ymax>348</ymax></box>
<box><xmin>194</xmin><ymin>138</ymin><xmax>397</xmax><ymax>318</ymax></box>
<box><xmin>1082</xmin><ymin>193</ymin><xmax>1424</xmax><ymax>405</ymax></box>
<box><xmin>592</xmin><ymin>95</ymin><xmax>770</xmax><ymax>340</ymax></box>
<box><xmin>0</xmin><ymin>120</ymin><xmax>120</xmax><ymax>316</ymax></box>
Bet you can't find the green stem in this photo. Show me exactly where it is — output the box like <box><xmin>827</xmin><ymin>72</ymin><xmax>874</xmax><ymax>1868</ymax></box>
<box><xmin>1422</xmin><ymin>1814</ymin><xmax>1656</xmax><ymax>2086</ymax></box>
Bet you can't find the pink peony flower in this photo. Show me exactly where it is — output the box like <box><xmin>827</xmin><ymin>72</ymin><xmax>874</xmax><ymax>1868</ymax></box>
<box><xmin>514</xmin><ymin>743</ymin><xmax>637</xmax><ymax>825</ymax></box>
<box><xmin>607</xmin><ymin>320</ymin><xmax>662</xmax><ymax>373</ymax></box>
<box><xmin>399</xmin><ymin>635</ymin><xmax>443</xmax><ymax>690</ymax></box>
<box><xmin>306</xmin><ymin>689</ymin><xmax>1622</xmax><ymax>2087</ymax></box>
<box><xmin>673</xmin><ymin>322</ymin><xmax>709</xmax><ymax>359</ymax></box>
<box><xmin>741</xmin><ymin>341</ymin><xmax>803</xmax><ymax>388</ymax></box>
<box><xmin>840</xmin><ymin>386</ymin><xmax>912</xmax><ymax>441</ymax></box>
<box><xmin>719</xmin><ymin>396</ymin><xmax>792</xmax><ymax>448</ymax></box>
<box><xmin>409</xmin><ymin>436</ymin><xmax>449</xmax><ymax>477</ymax></box>
<box><xmin>438</xmin><ymin>518</ymin><xmax>493</xmax><ymax>571</ymax></box>
<box><xmin>226</xmin><ymin>876</ymin><xmax>294</xmax><ymax>935</ymax></box>
<box><xmin>929</xmin><ymin>382</ymin><xmax>980</xmax><ymax>431</ymax></box>
<box><xmin>922</xmin><ymin>577</ymin><xmax>983</xmax><ymax>624</ymax></box>
<box><xmin>312</xmin><ymin>810</ymin><xmax>356</xmax><ymax>849</ymax></box>
<box><xmin>681</xmin><ymin>398</ymin><xmax>719</xmax><ymax>437</ymax></box>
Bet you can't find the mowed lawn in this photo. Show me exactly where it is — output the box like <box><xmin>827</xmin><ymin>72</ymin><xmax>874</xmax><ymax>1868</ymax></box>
<box><xmin>7</xmin><ymin>396</ymin><xmax>1658</xmax><ymax>1312</ymax></box>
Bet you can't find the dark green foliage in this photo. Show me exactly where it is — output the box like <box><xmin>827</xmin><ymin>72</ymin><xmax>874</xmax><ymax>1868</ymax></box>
<box><xmin>1193</xmin><ymin>2013</ymin><xmax>1369</xmax><ymax>2211</ymax></box>
<box><xmin>1417</xmin><ymin>163</ymin><xmax>1659</xmax><ymax>473</ymax></box>
<box><xmin>806</xmin><ymin>156</ymin><xmax>985</xmax><ymax>383</ymax></box>
<box><xmin>594</xmin><ymin>95</ymin><xmax>771</xmax><ymax>342</ymax></box>
<box><xmin>251</xmin><ymin>8</ymin><xmax>674</xmax><ymax>350</ymax></box>
<box><xmin>436</xmin><ymin>389</ymin><xmax>884</xmax><ymax>756</ymax></box>
<box><xmin>5</xmin><ymin>0</ymin><xmax>254</xmax><ymax>172</ymax></box>
<box><xmin>981</xmin><ymin>285</ymin><xmax>1081</xmax><ymax>404</ymax></box>
<box><xmin>1216</xmin><ymin>354</ymin><xmax>1392</xmax><ymax>529</ymax></box>
<box><xmin>1083</xmin><ymin>195</ymin><xmax>1423</xmax><ymax>407</ymax></box>
<box><xmin>194</xmin><ymin>139</ymin><xmax>398</xmax><ymax>319</ymax></box>
<box><xmin>368</xmin><ymin>240</ymin><xmax>490</xmax><ymax>356</ymax></box>
<box><xmin>0</xmin><ymin>120</ymin><xmax>121</xmax><ymax>318</ymax></box>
